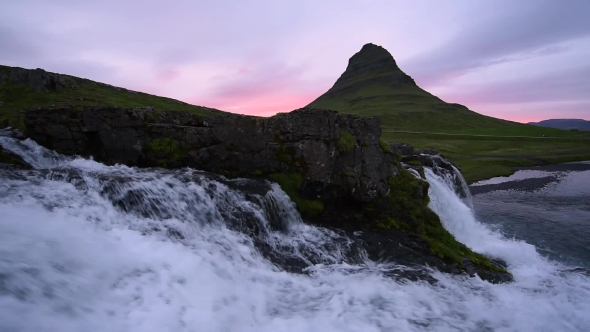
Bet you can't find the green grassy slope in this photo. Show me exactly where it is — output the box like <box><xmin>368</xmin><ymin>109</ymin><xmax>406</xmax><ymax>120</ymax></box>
<box><xmin>308</xmin><ymin>43</ymin><xmax>590</xmax><ymax>181</ymax></box>
<box><xmin>308</xmin><ymin>44</ymin><xmax>586</xmax><ymax>138</ymax></box>
<box><xmin>0</xmin><ymin>65</ymin><xmax>223</xmax><ymax>129</ymax></box>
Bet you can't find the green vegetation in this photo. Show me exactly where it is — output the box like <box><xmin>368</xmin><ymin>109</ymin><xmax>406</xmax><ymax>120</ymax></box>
<box><xmin>381</xmin><ymin>167</ymin><xmax>505</xmax><ymax>272</ymax></box>
<box><xmin>307</xmin><ymin>45</ymin><xmax>590</xmax><ymax>182</ymax></box>
<box><xmin>269</xmin><ymin>173</ymin><xmax>324</xmax><ymax>218</ymax></box>
<box><xmin>0</xmin><ymin>65</ymin><xmax>222</xmax><ymax>130</ymax></box>
<box><xmin>384</xmin><ymin>132</ymin><xmax>590</xmax><ymax>183</ymax></box>
<box><xmin>337</xmin><ymin>129</ymin><xmax>356</xmax><ymax>153</ymax></box>
<box><xmin>405</xmin><ymin>160</ymin><xmax>422</xmax><ymax>167</ymax></box>
<box><xmin>379</xmin><ymin>138</ymin><xmax>392</xmax><ymax>153</ymax></box>
<box><xmin>147</xmin><ymin>138</ymin><xmax>186</xmax><ymax>167</ymax></box>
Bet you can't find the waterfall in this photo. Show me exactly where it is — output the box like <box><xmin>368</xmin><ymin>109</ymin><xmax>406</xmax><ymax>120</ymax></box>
<box><xmin>1</xmin><ymin>133</ymin><xmax>590</xmax><ymax>332</ymax></box>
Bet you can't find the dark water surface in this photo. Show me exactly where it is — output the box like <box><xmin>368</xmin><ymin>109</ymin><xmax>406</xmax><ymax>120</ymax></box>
<box><xmin>471</xmin><ymin>162</ymin><xmax>590</xmax><ymax>269</ymax></box>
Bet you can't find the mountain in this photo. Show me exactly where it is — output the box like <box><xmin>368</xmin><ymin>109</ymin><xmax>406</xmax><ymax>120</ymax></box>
<box><xmin>0</xmin><ymin>65</ymin><xmax>222</xmax><ymax>129</ymax></box>
<box><xmin>307</xmin><ymin>43</ymin><xmax>552</xmax><ymax>134</ymax></box>
<box><xmin>528</xmin><ymin>119</ymin><xmax>590</xmax><ymax>131</ymax></box>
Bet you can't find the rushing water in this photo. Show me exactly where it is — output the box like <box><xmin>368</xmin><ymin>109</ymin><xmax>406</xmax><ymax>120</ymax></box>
<box><xmin>1</xmin><ymin>137</ymin><xmax>590</xmax><ymax>332</ymax></box>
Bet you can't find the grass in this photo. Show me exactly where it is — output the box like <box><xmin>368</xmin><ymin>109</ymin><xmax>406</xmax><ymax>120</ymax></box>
<box><xmin>308</xmin><ymin>80</ymin><xmax>589</xmax><ymax>138</ymax></box>
<box><xmin>384</xmin><ymin>132</ymin><xmax>590</xmax><ymax>183</ymax></box>
<box><xmin>306</xmin><ymin>45</ymin><xmax>590</xmax><ymax>182</ymax></box>
<box><xmin>337</xmin><ymin>129</ymin><xmax>356</xmax><ymax>153</ymax></box>
<box><xmin>269</xmin><ymin>173</ymin><xmax>324</xmax><ymax>218</ymax></box>
<box><xmin>0</xmin><ymin>65</ymin><xmax>222</xmax><ymax>130</ymax></box>
<box><xmin>380</xmin><ymin>166</ymin><xmax>506</xmax><ymax>273</ymax></box>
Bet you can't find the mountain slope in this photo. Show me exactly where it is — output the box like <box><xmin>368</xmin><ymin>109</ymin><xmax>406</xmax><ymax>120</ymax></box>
<box><xmin>0</xmin><ymin>65</ymin><xmax>223</xmax><ymax>129</ymax></box>
<box><xmin>307</xmin><ymin>44</ymin><xmax>574</xmax><ymax>136</ymax></box>
<box><xmin>529</xmin><ymin>119</ymin><xmax>590</xmax><ymax>131</ymax></box>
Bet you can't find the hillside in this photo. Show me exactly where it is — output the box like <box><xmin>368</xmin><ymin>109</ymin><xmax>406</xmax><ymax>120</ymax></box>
<box><xmin>0</xmin><ymin>65</ymin><xmax>222</xmax><ymax>129</ymax></box>
<box><xmin>307</xmin><ymin>43</ymin><xmax>582</xmax><ymax>137</ymax></box>
<box><xmin>307</xmin><ymin>43</ymin><xmax>590</xmax><ymax>182</ymax></box>
<box><xmin>529</xmin><ymin>119</ymin><xmax>590</xmax><ymax>131</ymax></box>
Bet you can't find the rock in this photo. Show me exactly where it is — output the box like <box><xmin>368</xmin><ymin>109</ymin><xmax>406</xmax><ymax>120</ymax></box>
<box><xmin>3</xmin><ymin>66</ymin><xmax>78</xmax><ymax>92</ymax></box>
<box><xmin>334</xmin><ymin>43</ymin><xmax>416</xmax><ymax>86</ymax></box>
<box><xmin>390</xmin><ymin>142</ymin><xmax>415</xmax><ymax>156</ymax></box>
<box><xmin>22</xmin><ymin>106</ymin><xmax>513</xmax><ymax>283</ymax></box>
<box><xmin>0</xmin><ymin>145</ymin><xmax>32</xmax><ymax>170</ymax></box>
<box><xmin>25</xmin><ymin>107</ymin><xmax>396</xmax><ymax>205</ymax></box>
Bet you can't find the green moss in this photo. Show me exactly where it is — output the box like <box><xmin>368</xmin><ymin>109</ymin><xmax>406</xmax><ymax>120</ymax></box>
<box><xmin>380</xmin><ymin>166</ymin><xmax>507</xmax><ymax>273</ymax></box>
<box><xmin>275</xmin><ymin>145</ymin><xmax>308</xmax><ymax>173</ymax></box>
<box><xmin>376</xmin><ymin>217</ymin><xmax>406</xmax><ymax>230</ymax></box>
<box><xmin>149</xmin><ymin>138</ymin><xmax>186</xmax><ymax>161</ymax></box>
<box><xmin>144</xmin><ymin>111</ymin><xmax>158</xmax><ymax>124</ymax></box>
<box><xmin>269</xmin><ymin>173</ymin><xmax>324</xmax><ymax>218</ymax></box>
<box><xmin>337</xmin><ymin>129</ymin><xmax>356</xmax><ymax>153</ymax></box>
<box><xmin>406</xmin><ymin>160</ymin><xmax>422</xmax><ymax>167</ymax></box>
<box><xmin>344</xmin><ymin>171</ymin><xmax>356</xmax><ymax>178</ymax></box>
<box><xmin>417</xmin><ymin>167</ymin><xmax>426</xmax><ymax>179</ymax></box>
<box><xmin>380</xmin><ymin>138</ymin><xmax>392</xmax><ymax>153</ymax></box>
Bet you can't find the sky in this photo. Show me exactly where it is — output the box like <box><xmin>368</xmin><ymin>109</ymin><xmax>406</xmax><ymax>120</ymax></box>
<box><xmin>1</xmin><ymin>0</ymin><xmax>589</xmax><ymax>122</ymax></box>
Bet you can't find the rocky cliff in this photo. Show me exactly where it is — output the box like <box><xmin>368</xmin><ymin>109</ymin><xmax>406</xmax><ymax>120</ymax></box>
<box><xmin>25</xmin><ymin>107</ymin><xmax>396</xmax><ymax>210</ymax></box>
<box><xmin>22</xmin><ymin>106</ymin><xmax>512</xmax><ymax>283</ymax></box>
<box><xmin>1</xmin><ymin>66</ymin><xmax>79</xmax><ymax>93</ymax></box>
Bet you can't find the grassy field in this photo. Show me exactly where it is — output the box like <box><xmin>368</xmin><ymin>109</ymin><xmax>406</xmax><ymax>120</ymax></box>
<box><xmin>308</xmin><ymin>44</ymin><xmax>590</xmax><ymax>181</ymax></box>
<box><xmin>3</xmin><ymin>62</ymin><xmax>588</xmax><ymax>183</ymax></box>
<box><xmin>383</xmin><ymin>132</ymin><xmax>590</xmax><ymax>183</ymax></box>
<box><xmin>0</xmin><ymin>66</ymin><xmax>222</xmax><ymax>130</ymax></box>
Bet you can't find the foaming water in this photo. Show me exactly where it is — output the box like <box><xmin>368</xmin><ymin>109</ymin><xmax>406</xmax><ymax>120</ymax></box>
<box><xmin>1</xmin><ymin>137</ymin><xmax>590</xmax><ymax>331</ymax></box>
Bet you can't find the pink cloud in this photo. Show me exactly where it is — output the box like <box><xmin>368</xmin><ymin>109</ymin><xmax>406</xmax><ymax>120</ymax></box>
<box><xmin>193</xmin><ymin>92</ymin><xmax>318</xmax><ymax>117</ymax></box>
<box><xmin>155</xmin><ymin>68</ymin><xmax>180</xmax><ymax>82</ymax></box>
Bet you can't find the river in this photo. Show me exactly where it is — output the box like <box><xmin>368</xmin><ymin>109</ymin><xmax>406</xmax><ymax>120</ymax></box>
<box><xmin>1</xmin><ymin>136</ymin><xmax>589</xmax><ymax>332</ymax></box>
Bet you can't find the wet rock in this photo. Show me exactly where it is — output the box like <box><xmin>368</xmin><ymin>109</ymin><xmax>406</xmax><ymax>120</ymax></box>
<box><xmin>0</xmin><ymin>146</ymin><xmax>32</xmax><ymax>170</ymax></box>
<box><xmin>22</xmin><ymin>106</ymin><xmax>513</xmax><ymax>283</ymax></box>
<box><xmin>24</xmin><ymin>106</ymin><xmax>398</xmax><ymax>213</ymax></box>
<box><xmin>389</xmin><ymin>142</ymin><xmax>415</xmax><ymax>156</ymax></box>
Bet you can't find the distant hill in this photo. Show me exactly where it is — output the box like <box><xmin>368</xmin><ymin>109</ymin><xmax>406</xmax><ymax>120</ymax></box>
<box><xmin>0</xmin><ymin>65</ymin><xmax>223</xmax><ymax>129</ymax></box>
<box><xmin>307</xmin><ymin>43</ymin><xmax>576</xmax><ymax>136</ymax></box>
<box><xmin>528</xmin><ymin>119</ymin><xmax>590</xmax><ymax>131</ymax></box>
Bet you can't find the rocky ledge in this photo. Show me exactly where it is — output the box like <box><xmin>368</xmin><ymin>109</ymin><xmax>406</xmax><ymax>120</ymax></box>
<box><xmin>22</xmin><ymin>106</ymin><xmax>512</xmax><ymax>283</ymax></box>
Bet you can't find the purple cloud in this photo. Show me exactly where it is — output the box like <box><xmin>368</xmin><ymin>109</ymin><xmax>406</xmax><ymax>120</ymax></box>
<box><xmin>1</xmin><ymin>0</ymin><xmax>589</xmax><ymax>121</ymax></box>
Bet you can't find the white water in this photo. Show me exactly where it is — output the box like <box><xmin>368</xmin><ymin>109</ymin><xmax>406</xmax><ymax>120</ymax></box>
<box><xmin>1</xmin><ymin>138</ymin><xmax>590</xmax><ymax>331</ymax></box>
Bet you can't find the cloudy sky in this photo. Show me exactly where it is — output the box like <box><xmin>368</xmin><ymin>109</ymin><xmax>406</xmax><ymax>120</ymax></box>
<box><xmin>2</xmin><ymin>0</ymin><xmax>589</xmax><ymax>122</ymax></box>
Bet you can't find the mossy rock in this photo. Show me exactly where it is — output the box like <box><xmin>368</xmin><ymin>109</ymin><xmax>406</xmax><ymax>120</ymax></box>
<box><xmin>380</xmin><ymin>138</ymin><xmax>392</xmax><ymax>153</ymax></box>
<box><xmin>377</xmin><ymin>166</ymin><xmax>507</xmax><ymax>274</ymax></box>
<box><xmin>269</xmin><ymin>172</ymin><xmax>324</xmax><ymax>218</ymax></box>
<box><xmin>0</xmin><ymin>147</ymin><xmax>31</xmax><ymax>169</ymax></box>
<box><xmin>337</xmin><ymin>129</ymin><xmax>355</xmax><ymax>153</ymax></box>
<box><xmin>146</xmin><ymin>138</ymin><xmax>187</xmax><ymax>167</ymax></box>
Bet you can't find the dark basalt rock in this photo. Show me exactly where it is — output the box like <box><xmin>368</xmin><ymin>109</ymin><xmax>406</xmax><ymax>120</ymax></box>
<box><xmin>0</xmin><ymin>128</ymin><xmax>32</xmax><ymax>170</ymax></box>
<box><xmin>23</xmin><ymin>106</ymin><xmax>512</xmax><ymax>283</ymax></box>
<box><xmin>1</xmin><ymin>67</ymin><xmax>78</xmax><ymax>93</ymax></box>
<box><xmin>335</xmin><ymin>43</ymin><xmax>417</xmax><ymax>86</ymax></box>
<box><xmin>25</xmin><ymin>107</ymin><xmax>396</xmax><ymax>205</ymax></box>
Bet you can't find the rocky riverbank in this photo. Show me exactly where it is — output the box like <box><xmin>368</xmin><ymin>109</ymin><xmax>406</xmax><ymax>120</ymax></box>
<box><xmin>7</xmin><ymin>106</ymin><xmax>513</xmax><ymax>282</ymax></box>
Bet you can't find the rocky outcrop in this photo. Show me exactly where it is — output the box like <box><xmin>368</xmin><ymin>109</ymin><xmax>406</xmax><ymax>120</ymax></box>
<box><xmin>25</xmin><ymin>107</ymin><xmax>396</xmax><ymax>204</ymax></box>
<box><xmin>0</xmin><ymin>66</ymin><xmax>79</xmax><ymax>93</ymax></box>
<box><xmin>0</xmin><ymin>128</ymin><xmax>31</xmax><ymax>170</ymax></box>
<box><xmin>334</xmin><ymin>43</ymin><xmax>417</xmax><ymax>86</ymax></box>
<box><xmin>23</xmin><ymin>106</ymin><xmax>512</xmax><ymax>283</ymax></box>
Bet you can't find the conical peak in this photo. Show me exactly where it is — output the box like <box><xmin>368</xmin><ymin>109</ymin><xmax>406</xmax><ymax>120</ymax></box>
<box><xmin>334</xmin><ymin>43</ymin><xmax>413</xmax><ymax>86</ymax></box>
<box><xmin>347</xmin><ymin>43</ymin><xmax>398</xmax><ymax>70</ymax></box>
